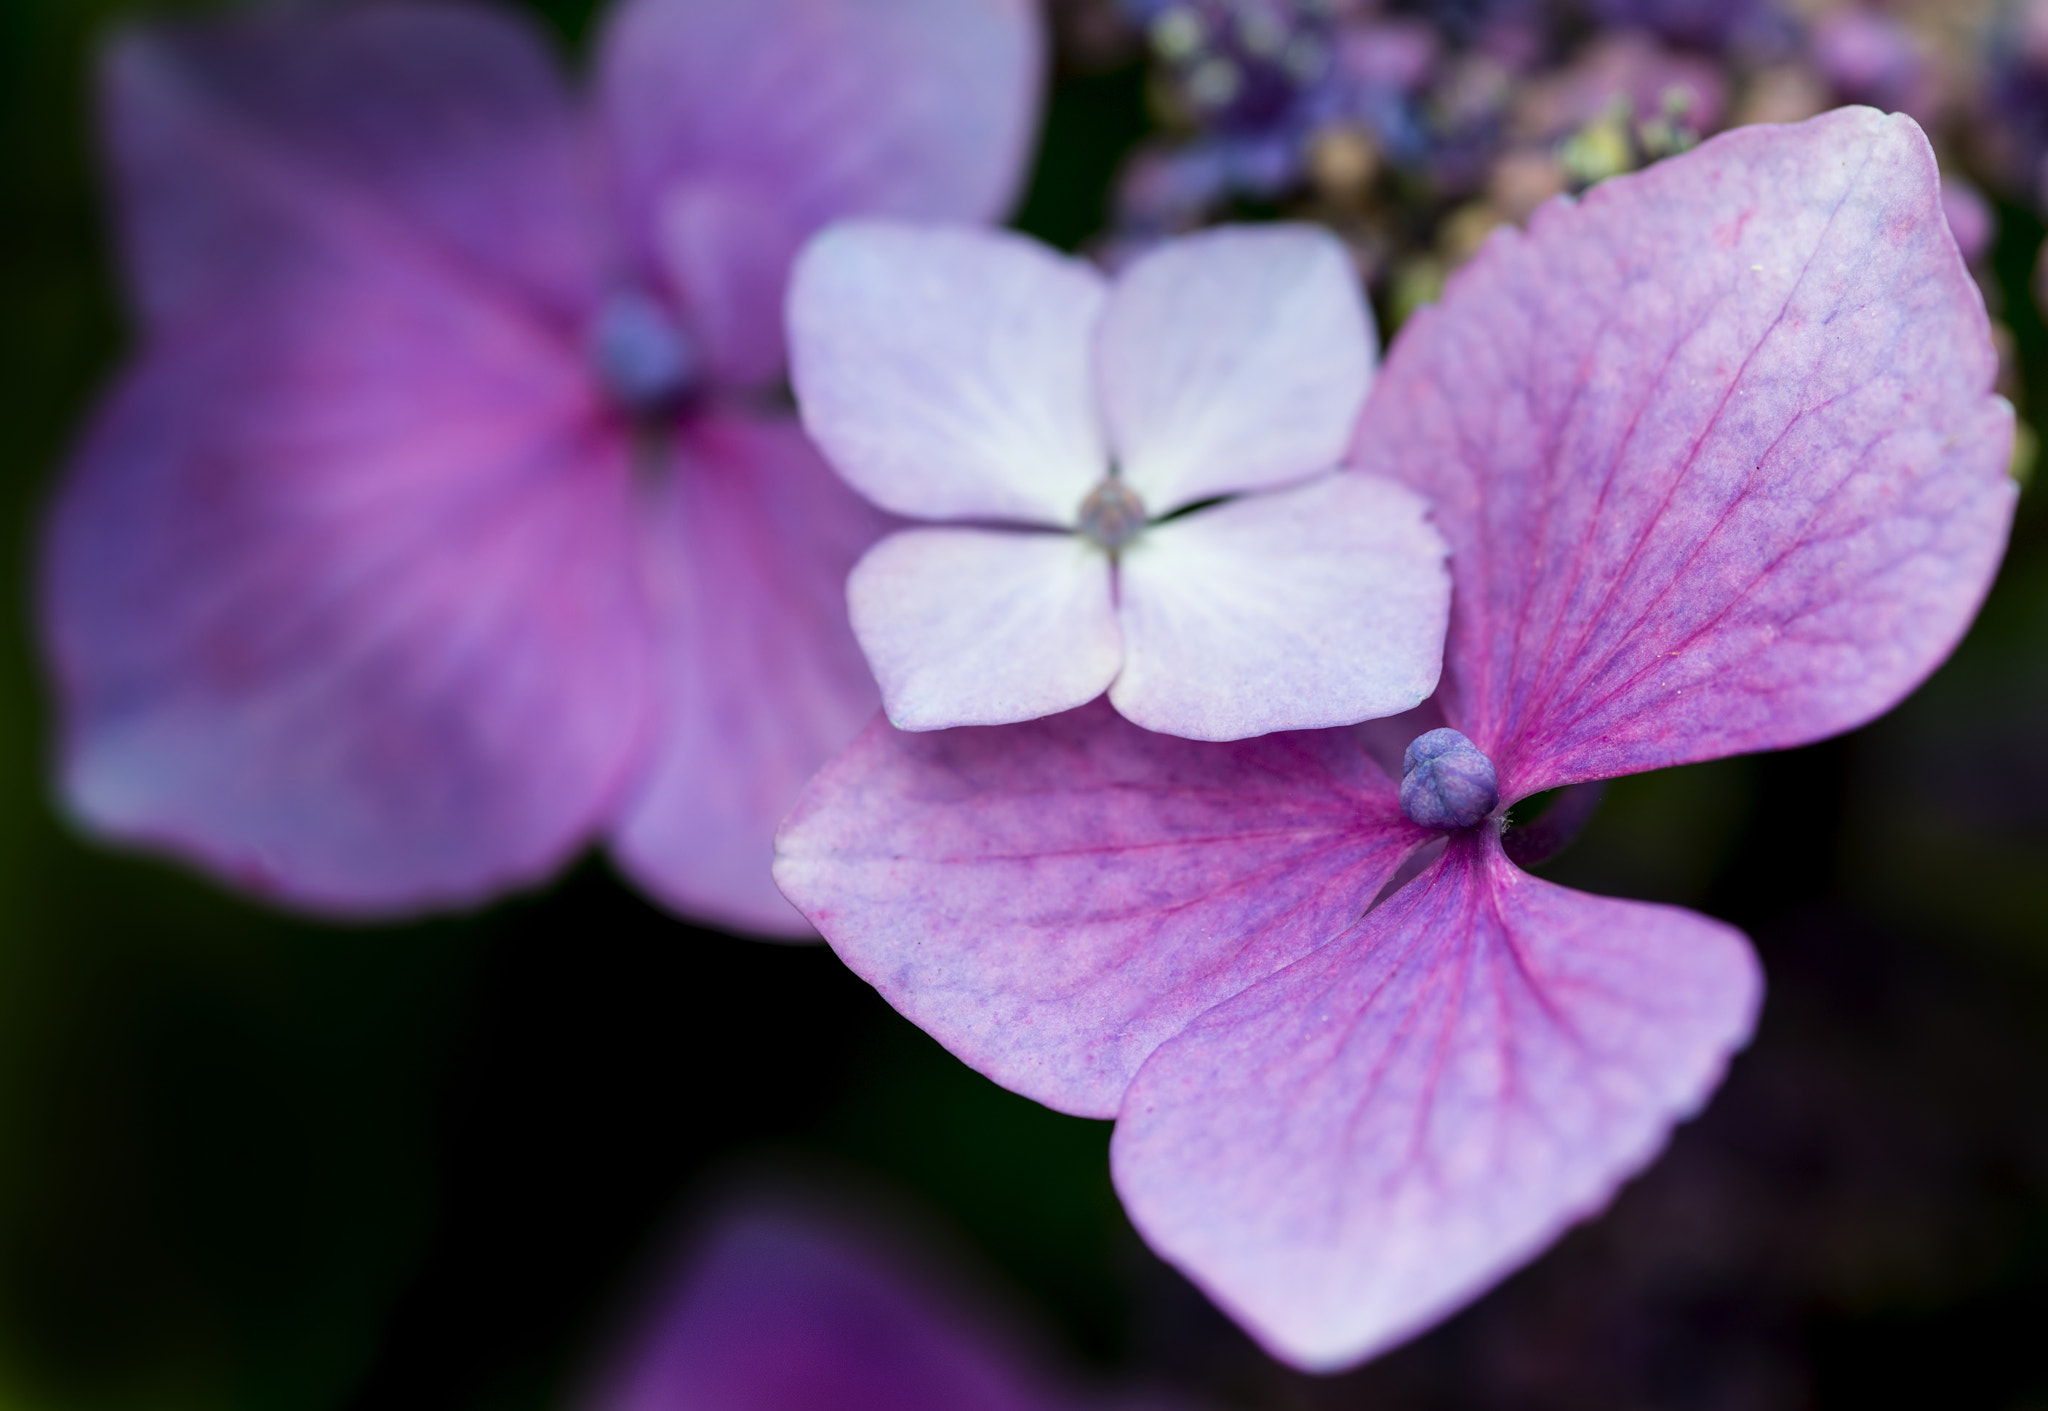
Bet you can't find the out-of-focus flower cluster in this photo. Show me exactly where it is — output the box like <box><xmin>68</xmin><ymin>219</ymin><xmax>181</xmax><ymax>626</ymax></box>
<box><xmin>1060</xmin><ymin>0</ymin><xmax>2032</xmax><ymax>348</ymax></box>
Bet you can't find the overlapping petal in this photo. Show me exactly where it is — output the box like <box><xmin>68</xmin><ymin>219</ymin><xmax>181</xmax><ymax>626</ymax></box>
<box><xmin>611</xmin><ymin>414</ymin><xmax>892</xmax><ymax>939</ymax></box>
<box><xmin>775</xmin><ymin>704</ymin><xmax>1427</xmax><ymax>1116</ymax></box>
<box><xmin>598</xmin><ymin>0</ymin><xmax>1043</xmax><ymax>384</ymax></box>
<box><xmin>101</xmin><ymin>0</ymin><xmax>603</xmax><ymax>332</ymax></box>
<box><xmin>847</xmin><ymin>530</ymin><xmax>1120</xmax><ymax>732</ymax></box>
<box><xmin>1101</xmin><ymin>225</ymin><xmax>1376</xmax><ymax>513</ymax></box>
<box><xmin>790</xmin><ymin>223</ymin><xmax>1109</xmax><ymax>524</ymax></box>
<box><xmin>44</xmin><ymin>271</ymin><xmax>648</xmax><ymax>915</ymax></box>
<box><xmin>1111</xmin><ymin>473</ymin><xmax>1449</xmax><ymax>740</ymax></box>
<box><xmin>1354</xmin><ymin>107</ymin><xmax>2015</xmax><ymax>799</ymax></box>
<box><xmin>1112</xmin><ymin>829</ymin><xmax>1761</xmax><ymax>1371</ymax></box>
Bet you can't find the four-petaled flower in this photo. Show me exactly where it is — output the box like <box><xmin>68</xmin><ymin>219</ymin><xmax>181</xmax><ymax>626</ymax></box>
<box><xmin>789</xmin><ymin>221</ymin><xmax>1451</xmax><ymax>741</ymax></box>
<box><xmin>40</xmin><ymin>0</ymin><xmax>1039</xmax><ymax>933</ymax></box>
<box><xmin>775</xmin><ymin>109</ymin><xmax>2016</xmax><ymax>1369</ymax></box>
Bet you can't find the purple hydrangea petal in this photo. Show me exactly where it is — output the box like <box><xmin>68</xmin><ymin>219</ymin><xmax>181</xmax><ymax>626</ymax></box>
<box><xmin>1100</xmin><ymin>225</ymin><xmax>1376</xmax><ymax>514</ymax></box>
<box><xmin>1353</xmin><ymin>108</ymin><xmax>2016</xmax><ymax>800</ymax></box>
<box><xmin>790</xmin><ymin>222</ymin><xmax>1110</xmax><ymax>526</ymax></box>
<box><xmin>581</xmin><ymin>1203</ymin><xmax>1073</xmax><ymax>1411</ymax></box>
<box><xmin>1110</xmin><ymin>473</ymin><xmax>1447</xmax><ymax>740</ymax></box>
<box><xmin>596</xmin><ymin>0</ymin><xmax>1043</xmax><ymax>384</ymax></box>
<box><xmin>1111</xmin><ymin>828</ymin><xmax>1761</xmax><ymax>1372</ymax></box>
<box><xmin>774</xmin><ymin>704</ymin><xmax>1428</xmax><ymax>1117</ymax></box>
<box><xmin>610</xmin><ymin>413</ymin><xmax>891</xmax><ymax>939</ymax></box>
<box><xmin>44</xmin><ymin>292</ymin><xmax>651</xmax><ymax>915</ymax></box>
<box><xmin>101</xmin><ymin>2</ymin><xmax>603</xmax><ymax>334</ymax></box>
<box><xmin>847</xmin><ymin>528</ymin><xmax>1121</xmax><ymax>732</ymax></box>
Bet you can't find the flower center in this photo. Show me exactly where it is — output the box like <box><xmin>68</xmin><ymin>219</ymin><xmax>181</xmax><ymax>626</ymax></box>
<box><xmin>590</xmin><ymin>288</ymin><xmax>698</xmax><ymax>415</ymax></box>
<box><xmin>1078</xmin><ymin>478</ymin><xmax>1148</xmax><ymax>551</ymax></box>
<box><xmin>1399</xmin><ymin>728</ymin><xmax>1500</xmax><ymax>831</ymax></box>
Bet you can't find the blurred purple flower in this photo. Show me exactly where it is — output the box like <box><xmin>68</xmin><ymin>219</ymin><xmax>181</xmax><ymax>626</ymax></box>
<box><xmin>1110</xmin><ymin>1</ymin><xmax>1451</xmax><ymax>230</ymax></box>
<box><xmin>1512</xmin><ymin>31</ymin><xmax>1726</xmax><ymax>144</ymax></box>
<box><xmin>775</xmin><ymin>109</ymin><xmax>2014</xmax><ymax>1369</ymax></box>
<box><xmin>1585</xmin><ymin>0</ymin><xmax>1799</xmax><ymax>59</ymax></box>
<box><xmin>1810</xmin><ymin>7</ymin><xmax>1940</xmax><ymax>124</ymax></box>
<box><xmin>1942</xmin><ymin>175</ymin><xmax>1996</xmax><ymax>266</ymax></box>
<box><xmin>787</xmin><ymin>219</ymin><xmax>1448</xmax><ymax>740</ymax></box>
<box><xmin>579</xmin><ymin>1199</ymin><xmax>1174</xmax><ymax>1411</ymax></box>
<box><xmin>1335</xmin><ymin>19</ymin><xmax>1437</xmax><ymax>97</ymax></box>
<box><xmin>40</xmin><ymin>0</ymin><xmax>1040</xmax><ymax>933</ymax></box>
<box><xmin>1123</xmin><ymin>0</ymin><xmax>1338</xmax><ymax>136</ymax></box>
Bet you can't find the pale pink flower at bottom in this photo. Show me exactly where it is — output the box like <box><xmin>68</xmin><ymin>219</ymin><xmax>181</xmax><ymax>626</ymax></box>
<box><xmin>774</xmin><ymin>108</ymin><xmax>2016</xmax><ymax>1369</ymax></box>
<box><xmin>39</xmin><ymin>0</ymin><xmax>1040</xmax><ymax>935</ymax></box>
<box><xmin>579</xmin><ymin>1198</ymin><xmax>1185</xmax><ymax>1411</ymax></box>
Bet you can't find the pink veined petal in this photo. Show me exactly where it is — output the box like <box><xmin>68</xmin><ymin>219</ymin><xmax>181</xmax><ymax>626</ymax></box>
<box><xmin>101</xmin><ymin>0</ymin><xmax>603</xmax><ymax>333</ymax></box>
<box><xmin>596</xmin><ymin>0</ymin><xmax>1043</xmax><ymax>384</ymax></box>
<box><xmin>610</xmin><ymin>412</ymin><xmax>892</xmax><ymax>939</ymax></box>
<box><xmin>846</xmin><ymin>527</ymin><xmax>1121</xmax><ymax>731</ymax></box>
<box><xmin>1110</xmin><ymin>472</ymin><xmax>1449</xmax><ymax>741</ymax></box>
<box><xmin>1100</xmin><ymin>225</ymin><xmax>1377</xmax><ymax>514</ymax></box>
<box><xmin>1352</xmin><ymin>107</ymin><xmax>2015</xmax><ymax>800</ymax></box>
<box><xmin>1112</xmin><ymin>828</ymin><xmax>1761</xmax><ymax>1372</ymax></box>
<box><xmin>790</xmin><ymin>223</ymin><xmax>1110</xmax><ymax>526</ymax></box>
<box><xmin>580</xmin><ymin>1203</ymin><xmax>1081</xmax><ymax>1411</ymax></box>
<box><xmin>774</xmin><ymin>702</ymin><xmax>1430</xmax><ymax>1117</ymax></box>
<box><xmin>42</xmin><ymin>267</ymin><xmax>651</xmax><ymax>916</ymax></box>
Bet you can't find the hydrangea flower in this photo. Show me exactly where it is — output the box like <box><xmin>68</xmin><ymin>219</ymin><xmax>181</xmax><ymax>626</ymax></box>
<box><xmin>39</xmin><ymin>0</ymin><xmax>1039</xmax><ymax>933</ymax></box>
<box><xmin>577</xmin><ymin>1198</ymin><xmax>1177</xmax><ymax>1411</ymax></box>
<box><xmin>787</xmin><ymin>221</ymin><xmax>1450</xmax><ymax>740</ymax></box>
<box><xmin>774</xmin><ymin>109</ymin><xmax>2016</xmax><ymax>1368</ymax></box>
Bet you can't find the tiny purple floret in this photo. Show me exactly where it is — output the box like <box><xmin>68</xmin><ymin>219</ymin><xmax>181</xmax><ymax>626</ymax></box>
<box><xmin>1398</xmin><ymin>727</ymin><xmax>1498</xmax><ymax>830</ymax></box>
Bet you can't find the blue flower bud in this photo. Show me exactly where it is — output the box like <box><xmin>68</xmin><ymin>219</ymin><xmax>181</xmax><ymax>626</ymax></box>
<box><xmin>1399</xmin><ymin>728</ymin><xmax>1500</xmax><ymax>830</ymax></box>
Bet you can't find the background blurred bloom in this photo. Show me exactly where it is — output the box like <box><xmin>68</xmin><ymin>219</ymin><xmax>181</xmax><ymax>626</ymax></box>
<box><xmin>775</xmin><ymin>109</ymin><xmax>2015</xmax><ymax>1371</ymax></box>
<box><xmin>789</xmin><ymin>219</ymin><xmax>1447</xmax><ymax>740</ymax></box>
<box><xmin>1086</xmin><ymin>0</ymin><xmax>2019</xmax><ymax>347</ymax></box>
<box><xmin>38</xmin><ymin>0</ymin><xmax>1040</xmax><ymax>934</ymax></box>
<box><xmin>578</xmin><ymin>1191</ymin><xmax>1181</xmax><ymax>1411</ymax></box>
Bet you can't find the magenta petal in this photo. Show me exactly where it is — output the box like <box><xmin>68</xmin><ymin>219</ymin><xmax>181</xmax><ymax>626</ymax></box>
<box><xmin>1112</xmin><ymin>829</ymin><xmax>1760</xmax><ymax>1371</ymax></box>
<box><xmin>1354</xmin><ymin>108</ymin><xmax>2016</xmax><ymax>797</ymax></box>
<box><xmin>101</xmin><ymin>2</ymin><xmax>602</xmax><ymax>332</ymax></box>
<box><xmin>43</xmin><ymin>291</ymin><xmax>650</xmax><ymax>914</ymax></box>
<box><xmin>582</xmin><ymin>1203</ymin><xmax>1072</xmax><ymax>1411</ymax></box>
<box><xmin>611</xmin><ymin>413</ymin><xmax>891</xmax><ymax>939</ymax></box>
<box><xmin>596</xmin><ymin>0</ymin><xmax>1043</xmax><ymax>383</ymax></box>
<box><xmin>775</xmin><ymin>704</ymin><xmax>1428</xmax><ymax>1117</ymax></box>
